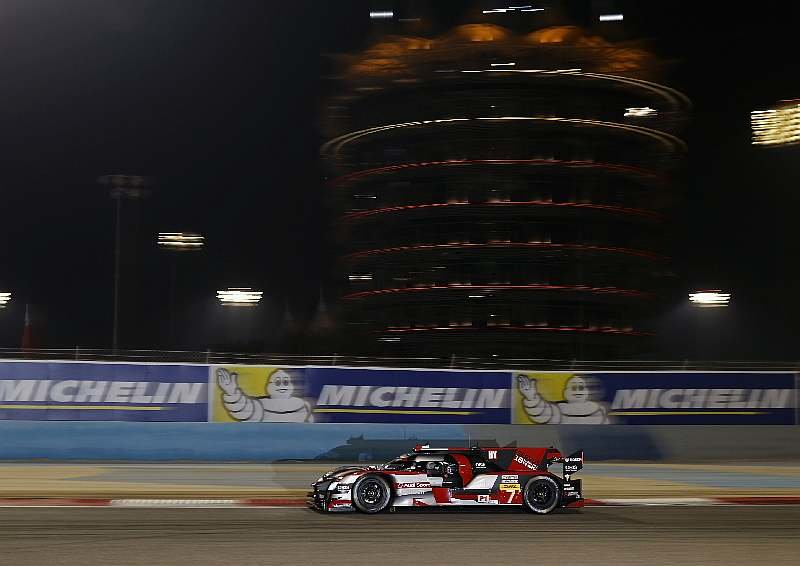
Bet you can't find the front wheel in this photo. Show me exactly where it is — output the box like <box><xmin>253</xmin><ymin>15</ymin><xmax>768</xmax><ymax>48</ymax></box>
<box><xmin>352</xmin><ymin>474</ymin><xmax>392</xmax><ymax>514</ymax></box>
<box><xmin>522</xmin><ymin>476</ymin><xmax>560</xmax><ymax>514</ymax></box>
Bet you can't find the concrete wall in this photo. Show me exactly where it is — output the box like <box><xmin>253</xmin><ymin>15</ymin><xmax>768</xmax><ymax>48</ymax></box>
<box><xmin>0</xmin><ymin>422</ymin><xmax>466</xmax><ymax>461</ymax></box>
<box><xmin>1</xmin><ymin>422</ymin><xmax>798</xmax><ymax>462</ymax></box>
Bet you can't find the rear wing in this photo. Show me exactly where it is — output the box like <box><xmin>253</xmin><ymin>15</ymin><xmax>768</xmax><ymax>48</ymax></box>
<box><xmin>562</xmin><ymin>450</ymin><xmax>583</xmax><ymax>478</ymax></box>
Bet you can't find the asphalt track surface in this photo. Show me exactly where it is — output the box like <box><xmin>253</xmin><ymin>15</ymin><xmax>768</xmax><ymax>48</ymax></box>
<box><xmin>3</xmin><ymin>462</ymin><xmax>799</xmax><ymax>499</ymax></box>
<box><xmin>1</xmin><ymin>506</ymin><xmax>798</xmax><ymax>566</ymax></box>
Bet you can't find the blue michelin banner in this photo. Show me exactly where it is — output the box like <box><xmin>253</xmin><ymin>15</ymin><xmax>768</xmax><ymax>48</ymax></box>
<box><xmin>210</xmin><ymin>365</ymin><xmax>510</xmax><ymax>424</ymax></box>
<box><xmin>0</xmin><ymin>362</ymin><xmax>208</xmax><ymax>422</ymax></box>
<box><xmin>0</xmin><ymin>361</ymin><xmax>795</xmax><ymax>425</ymax></box>
<box><xmin>512</xmin><ymin>371</ymin><xmax>797</xmax><ymax>425</ymax></box>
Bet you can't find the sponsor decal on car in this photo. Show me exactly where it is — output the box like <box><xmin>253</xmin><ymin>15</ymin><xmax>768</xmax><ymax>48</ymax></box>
<box><xmin>499</xmin><ymin>482</ymin><xmax>521</xmax><ymax>503</ymax></box>
<box><xmin>514</xmin><ymin>455</ymin><xmax>538</xmax><ymax>470</ymax></box>
<box><xmin>396</xmin><ymin>482</ymin><xmax>432</xmax><ymax>489</ymax></box>
<box><xmin>488</xmin><ymin>450</ymin><xmax>498</xmax><ymax>460</ymax></box>
<box><xmin>501</xmin><ymin>474</ymin><xmax>519</xmax><ymax>481</ymax></box>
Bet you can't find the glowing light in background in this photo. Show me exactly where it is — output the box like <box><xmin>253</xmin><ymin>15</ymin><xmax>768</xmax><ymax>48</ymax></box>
<box><xmin>483</xmin><ymin>6</ymin><xmax>544</xmax><ymax>13</ymax></box>
<box><xmin>369</xmin><ymin>11</ymin><xmax>394</xmax><ymax>19</ymax></box>
<box><xmin>383</xmin><ymin>326</ymin><xmax>650</xmax><ymax>336</ymax></box>
<box><xmin>0</xmin><ymin>292</ymin><xmax>10</xmax><ymax>309</ymax></box>
<box><xmin>344</xmin><ymin>242</ymin><xmax>667</xmax><ymax>262</ymax></box>
<box><xmin>344</xmin><ymin>284</ymin><xmax>649</xmax><ymax>300</ymax></box>
<box><xmin>599</xmin><ymin>14</ymin><xmax>624</xmax><ymax>22</ymax></box>
<box><xmin>322</xmin><ymin>116</ymin><xmax>686</xmax><ymax>156</ymax></box>
<box><xmin>689</xmin><ymin>290</ymin><xmax>731</xmax><ymax>308</ymax></box>
<box><xmin>157</xmin><ymin>232</ymin><xmax>205</xmax><ymax>250</ymax></box>
<box><xmin>217</xmin><ymin>288</ymin><xmax>263</xmax><ymax>306</ymax></box>
<box><xmin>751</xmin><ymin>102</ymin><xmax>800</xmax><ymax>146</ymax></box>
<box><xmin>331</xmin><ymin>159</ymin><xmax>666</xmax><ymax>186</ymax></box>
<box><xmin>625</xmin><ymin>107</ymin><xmax>658</xmax><ymax>117</ymax></box>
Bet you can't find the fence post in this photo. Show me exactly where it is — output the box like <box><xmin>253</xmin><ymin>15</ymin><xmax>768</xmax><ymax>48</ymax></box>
<box><xmin>74</xmin><ymin>346</ymin><xmax>80</xmax><ymax>361</ymax></box>
<box><xmin>332</xmin><ymin>353</ymin><xmax>338</xmax><ymax>366</ymax></box>
<box><xmin>449</xmin><ymin>353</ymin><xmax>456</xmax><ymax>369</ymax></box>
<box><xmin>205</xmin><ymin>349</ymin><xmax>211</xmax><ymax>364</ymax></box>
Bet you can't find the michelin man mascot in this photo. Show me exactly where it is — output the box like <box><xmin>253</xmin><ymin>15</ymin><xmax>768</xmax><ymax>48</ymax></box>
<box><xmin>217</xmin><ymin>368</ymin><xmax>313</xmax><ymax>423</ymax></box>
<box><xmin>517</xmin><ymin>374</ymin><xmax>608</xmax><ymax>424</ymax></box>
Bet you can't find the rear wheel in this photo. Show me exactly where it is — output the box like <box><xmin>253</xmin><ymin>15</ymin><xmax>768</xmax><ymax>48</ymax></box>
<box><xmin>522</xmin><ymin>476</ymin><xmax>560</xmax><ymax>514</ymax></box>
<box><xmin>352</xmin><ymin>475</ymin><xmax>392</xmax><ymax>514</ymax></box>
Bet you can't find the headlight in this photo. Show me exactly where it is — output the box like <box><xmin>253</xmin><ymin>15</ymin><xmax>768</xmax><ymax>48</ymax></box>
<box><xmin>328</xmin><ymin>482</ymin><xmax>339</xmax><ymax>491</ymax></box>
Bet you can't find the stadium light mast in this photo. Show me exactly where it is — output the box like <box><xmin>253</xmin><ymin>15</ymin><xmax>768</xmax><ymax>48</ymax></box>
<box><xmin>158</xmin><ymin>232</ymin><xmax>205</xmax><ymax>345</ymax></box>
<box><xmin>97</xmin><ymin>175</ymin><xmax>153</xmax><ymax>353</ymax></box>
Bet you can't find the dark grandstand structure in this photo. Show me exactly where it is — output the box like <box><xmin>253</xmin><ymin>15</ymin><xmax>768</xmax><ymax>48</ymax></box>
<box><xmin>323</xmin><ymin>24</ymin><xmax>689</xmax><ymax>358</ymax></box>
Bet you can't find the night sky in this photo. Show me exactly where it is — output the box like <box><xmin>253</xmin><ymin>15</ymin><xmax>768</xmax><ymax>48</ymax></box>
<box><xmin>1</xmin><ymin>1</ymin><xmax>798</xmax><ymax>359</ymax></box>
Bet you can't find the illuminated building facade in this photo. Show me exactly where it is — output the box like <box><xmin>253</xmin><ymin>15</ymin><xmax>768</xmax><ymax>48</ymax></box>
<box><xmin>323</xmin><ymin>24</ymin><xmax>689</xmax><ymax>358</ymax></box>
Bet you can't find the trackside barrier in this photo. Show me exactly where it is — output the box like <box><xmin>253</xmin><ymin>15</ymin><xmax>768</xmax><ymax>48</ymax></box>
<box><xmin>0</xmin><ymin>360</ymin><xmax>795</xmax><ymax>425</ymax></box>
<box><xmin>0</xmin><ymin>360</ymin><xmax>797</xmax><ymax>461</ymax></box>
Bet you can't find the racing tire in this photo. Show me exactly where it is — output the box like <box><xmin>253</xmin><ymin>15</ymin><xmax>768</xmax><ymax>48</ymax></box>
<box><xmin>522</xmin><ymin>476</ymin><xmax>560</xmax><ymax>514</ymax></box>
<box><xmin>352</xmin><ymin>474</ymin><xmax>392</xmax><ymax>514</ymax></box>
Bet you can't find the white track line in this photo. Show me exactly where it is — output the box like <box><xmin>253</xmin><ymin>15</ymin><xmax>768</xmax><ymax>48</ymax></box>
<box><xmin>110</xmin><ymin>499</ymin><xmax>240</xmax><ymax>507</ymax></box>
<box><xmin>597</xmin><ymin>498</ymin><xmax>717</xmax><ymax>506</ymax></box>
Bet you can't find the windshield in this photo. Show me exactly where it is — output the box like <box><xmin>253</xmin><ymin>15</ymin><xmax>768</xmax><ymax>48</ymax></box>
<box><xmin>382</xmin><ymin>457</ymin><xmax>416</xmax><ymax>471</ymax></box>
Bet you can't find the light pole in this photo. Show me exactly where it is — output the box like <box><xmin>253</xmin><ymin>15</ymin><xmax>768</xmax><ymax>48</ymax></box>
<box><xmin>215</xmin><ymin>288</ymin><xmax>264</xmax><ymax>350</ymax></box>
<box><xmin>689</xmin><ymin>290</ymin><xmax>731</xmax><ymax>359</ymax></box>
<box><xmin>158</xmin><ymin>232</ymin><xmax>205</xmax><ymax>345</ymax></box>
<box><xmin>97</xmin><ymin>175</ymin><xmax>153</xmax><ymax>353</ymax></box>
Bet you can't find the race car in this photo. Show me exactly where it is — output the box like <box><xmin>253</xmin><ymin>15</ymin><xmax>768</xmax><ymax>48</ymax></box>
<box><xmin>308</xmin><ymin>444</ymin><xmax>583</xmax><ymax>514</ymax></box>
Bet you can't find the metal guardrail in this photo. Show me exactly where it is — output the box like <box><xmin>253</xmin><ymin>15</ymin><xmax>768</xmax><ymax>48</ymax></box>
<box><xmin>0</xmin><ymin>348</ymin><xmax>798</xmax><ymax>371</ymax></box>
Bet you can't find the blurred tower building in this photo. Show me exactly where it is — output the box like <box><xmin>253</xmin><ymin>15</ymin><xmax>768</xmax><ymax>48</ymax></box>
<box><xmin>323</xmin><ymin>4</ymin><xmax>689</xmax><ymax>358</ymax></box>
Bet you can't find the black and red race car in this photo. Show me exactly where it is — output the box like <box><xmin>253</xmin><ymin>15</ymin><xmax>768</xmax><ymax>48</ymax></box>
<box><xmin>308</xmin><ymin>444</ymin><xmax>583</xmax><ymax>514</ymax></box>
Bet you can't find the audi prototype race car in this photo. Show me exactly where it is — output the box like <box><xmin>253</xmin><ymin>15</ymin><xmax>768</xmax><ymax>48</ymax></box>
<box><xmin>308</xmin><ymin>444</ymin><xmax>583</xmax><ymax>514</ymax></box>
